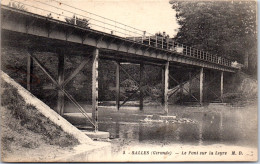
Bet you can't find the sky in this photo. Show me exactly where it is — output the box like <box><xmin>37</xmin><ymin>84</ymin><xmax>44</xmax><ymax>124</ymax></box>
<box><xmin>3</xmin><ymin>0</ymin><xmax>180</xmax><ymax>37</ymax></box>
<box><xmin>66</xmin><ymin>0</ymin><xmax>180</xmax><ymax>37</ymax></box>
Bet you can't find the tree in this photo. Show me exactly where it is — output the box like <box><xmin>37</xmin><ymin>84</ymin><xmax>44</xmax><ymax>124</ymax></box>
<box><xmin>65</xmin><ymin>15</ymin><xmax>90</xmax><ymax>29</ymax></box>
<box><xmin>170</xmin><ymin>1</ymin><xmax>257</xmax><ymax>75</ymax></box>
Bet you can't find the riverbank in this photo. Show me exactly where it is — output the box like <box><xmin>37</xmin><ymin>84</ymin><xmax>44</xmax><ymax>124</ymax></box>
<box><xmin>1</xmin><ymin>71</ymin><xmax>111</xmax><ymax>162</ymax></box>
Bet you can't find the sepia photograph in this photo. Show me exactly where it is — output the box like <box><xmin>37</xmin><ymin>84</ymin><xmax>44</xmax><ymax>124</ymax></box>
<box><xmin>0</xmin><ymin>0</ymin><xmax>258</xmax><ymax>162</ymax></box>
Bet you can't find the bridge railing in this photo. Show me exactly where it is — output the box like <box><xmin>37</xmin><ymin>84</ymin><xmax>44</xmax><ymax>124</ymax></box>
<box><xmin>2</xmin><ymin>0</ymin><xmax>232</xmax><ymax>67</ymax></box>
<box><xmin>128</xmin><ymin>34</ymin><xmax>231</xmax><ymax>67</ymax></box>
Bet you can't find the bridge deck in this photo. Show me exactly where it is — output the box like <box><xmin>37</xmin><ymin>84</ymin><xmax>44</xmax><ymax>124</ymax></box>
<box><xmin>1</xmin><ymin>5</ymin><xmax>237</xmax><ymax>72</ymax></box>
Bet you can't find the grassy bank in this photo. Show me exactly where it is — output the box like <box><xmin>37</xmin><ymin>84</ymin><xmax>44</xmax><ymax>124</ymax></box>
<box><xmin>1</xmin><ymin>81</ymin><xmax>80</xmax><ymax>161</ymax></box>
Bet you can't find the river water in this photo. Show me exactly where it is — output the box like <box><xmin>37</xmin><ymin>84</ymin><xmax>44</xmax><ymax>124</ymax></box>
<box><xmin>95</xmin><ymin>104</ymin><xmax>257</xmax><ymax>155</ymax></box>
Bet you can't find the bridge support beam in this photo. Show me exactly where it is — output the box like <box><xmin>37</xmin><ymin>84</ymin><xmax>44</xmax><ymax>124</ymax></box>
<box><xmin>199</xmin><ymin>67</ymin><xmax>204</xmax><ymax>105</ymax></box>
<box><xmin>139</xmin><ymin>63</ymin><xmax>144</xmax><ymax>111</ymax></box>
<box><xmin>161</xmin><ymin>67</ymin><xmax>165</xmax><ymax>105</ymax></box>
<box><xmin>180</xmin><ymin>79</ymin><xmax>184</xmax><ymax>105</ymax></box>
<box><xmin>164</xmin><ymin>61</ymin><xmax>169</xmax><ymax>114</ymax></box>
<box><xmin>189</xmin><ymin>72</ymin><xmax>192</xmax><ymax>97</ymax></box>
<box><xmin>220</xmin><ymin>71</ymin><xmax>224</xmax><ymax>102</ymax></box>
<box><xmin>116</xmin><ymin>61</ymin><xmax>120</xmax><ymax>110</ymax></box>
<box><xmin>27</xmin><ymin>53</ymin><xmax>33</xmax><ymax>91</ymax></box>
<box><xmin>92</xmin><ymin>48</ymin><xmax>99</xmax><ymax>132</ymax></box>
<box><xmin>57</xmin><ymin>54</ymin><xmax>65</xmax><ymax>115</ymax></box>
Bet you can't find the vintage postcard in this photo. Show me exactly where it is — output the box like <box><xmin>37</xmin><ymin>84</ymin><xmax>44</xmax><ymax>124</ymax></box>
<box><xmin>0</xmin><ymin>0</ymin><xmax>258</xmax><ymax>162</ymax></box>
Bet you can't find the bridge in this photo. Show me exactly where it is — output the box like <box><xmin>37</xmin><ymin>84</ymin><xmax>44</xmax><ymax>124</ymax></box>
<box><xmin>1</xmin><ymin>1</ymin><xmax>238</xmax><ymax>131</ymax></box>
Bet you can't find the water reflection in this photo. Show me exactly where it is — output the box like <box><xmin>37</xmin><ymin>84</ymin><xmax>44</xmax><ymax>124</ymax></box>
<box><xmin>98</xmin><ymin>109</ymin><xmax>256</xmax><ymax>147</ymax></box>
<box><xmin>201</xmin><ymin>113</ymin><xmax>221</xmax><ymax>141</ymax></box>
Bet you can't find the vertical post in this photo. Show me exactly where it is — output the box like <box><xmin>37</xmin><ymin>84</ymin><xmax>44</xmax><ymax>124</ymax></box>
<box><xmin>220</xmin><ymin>71</ymin><xmax>224</xmax><ymax>102</ymax></box>
<box><xmin>139</xmin><ymin>63</ymin><xmax>144</xmax><ymax>111</ymax></box>
<box><xmin>164</xmin><ymin>61</ymin><xmax>169</xmax><ymax>114</ymax></box>
<box><xmin>166</xmin><ymin>39</ymin><xmax>169</xmax><ymax>49</ymax></box>
<box><xmin>142</xmin><ymin>31</ymin><xmax>146</xmax><ymax>44</ymax></box>
<box><xmin>27</xmin><ymin>53</ymin><xmax>33</xmax><ymax>91</ymax></box>
<box><xmin>180</xmin><ymin>79</ymin><xmax>184</xmax><ymax>105</ymax></box>
<box><xmin>74</xmin><ymin>15</ymin><xmax>77</xmax><ymax>25</ymax></box>
<box><xmin>162</xmin><ymin>37</ymin><xmax>164</xmax><ymax>48</ymax></box>
<box><xmin>57</xmin><ymin>54</ymin><xmax>65</xmax><ymax>115</ymax></box>
<box><xmin>155</xmin><ymin>35</ymin><xmax>158</xmax><ymax>47</ymax></box>
<box><xmin>189</xmin><ymin>72</ymin><xmax>192</xmax><ymax>97</ymax></box>
<box><xmin>161</xmin><ymin>67</ymin><xmax>165</xmax><ymax>105</ymax></box>
<box><xmin>199</xmin><ymin>67</ymin><xmax>204</xmax><ymax>105</ymax></box>
<box><xmin>92</xmin><ymin>48</ymin><xmax>99</xmax><ymax>132</ymax></box>
<box><xmin>116</xmin><ymin>61</ymin><xmax>120</xmax><ymax>110</ymax></box>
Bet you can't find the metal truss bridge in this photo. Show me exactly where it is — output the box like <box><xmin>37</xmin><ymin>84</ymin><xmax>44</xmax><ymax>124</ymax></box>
<box><xmin>1</xmin><ymin>0</ymin><xmax>238</xmax><ymax>131</ymax></box>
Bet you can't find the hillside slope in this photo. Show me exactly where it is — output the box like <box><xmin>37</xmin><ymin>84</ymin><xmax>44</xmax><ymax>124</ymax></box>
<box><xmin>0</xmin><ymin>71</ymin><xmax>94</xmax><ymax>162</ymax></box>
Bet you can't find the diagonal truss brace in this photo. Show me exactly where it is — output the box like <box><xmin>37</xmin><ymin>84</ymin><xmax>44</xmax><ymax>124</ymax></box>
<box><xmin>29</xmin><ymin>53</ymin><xmax>95</xmax><ymax>127</ymax></box>
<box><xmin>119</xmin><ymin>64</ymin><xmax>165</xmax><ymax>109</ymax></box>
<box><xmin>169</xmin><ymin>71</ymin><xmax>200</xmax><ymax>103</ymax></box>
<box><xmin>61</xmin><ymin>55</ymin><xmax>92</xmax><ymax>87</ymax></box>
<box><xmin>194</xmin><ymin>75</ymin><xmax>222</xmax><ymax>101</ymax></box>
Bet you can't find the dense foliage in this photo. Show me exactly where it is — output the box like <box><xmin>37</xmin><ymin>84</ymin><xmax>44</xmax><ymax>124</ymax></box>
<box><xmin>170</xmin><ymin>1</ymin><xmax>257</xmax><ymax>75</ymax></box>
